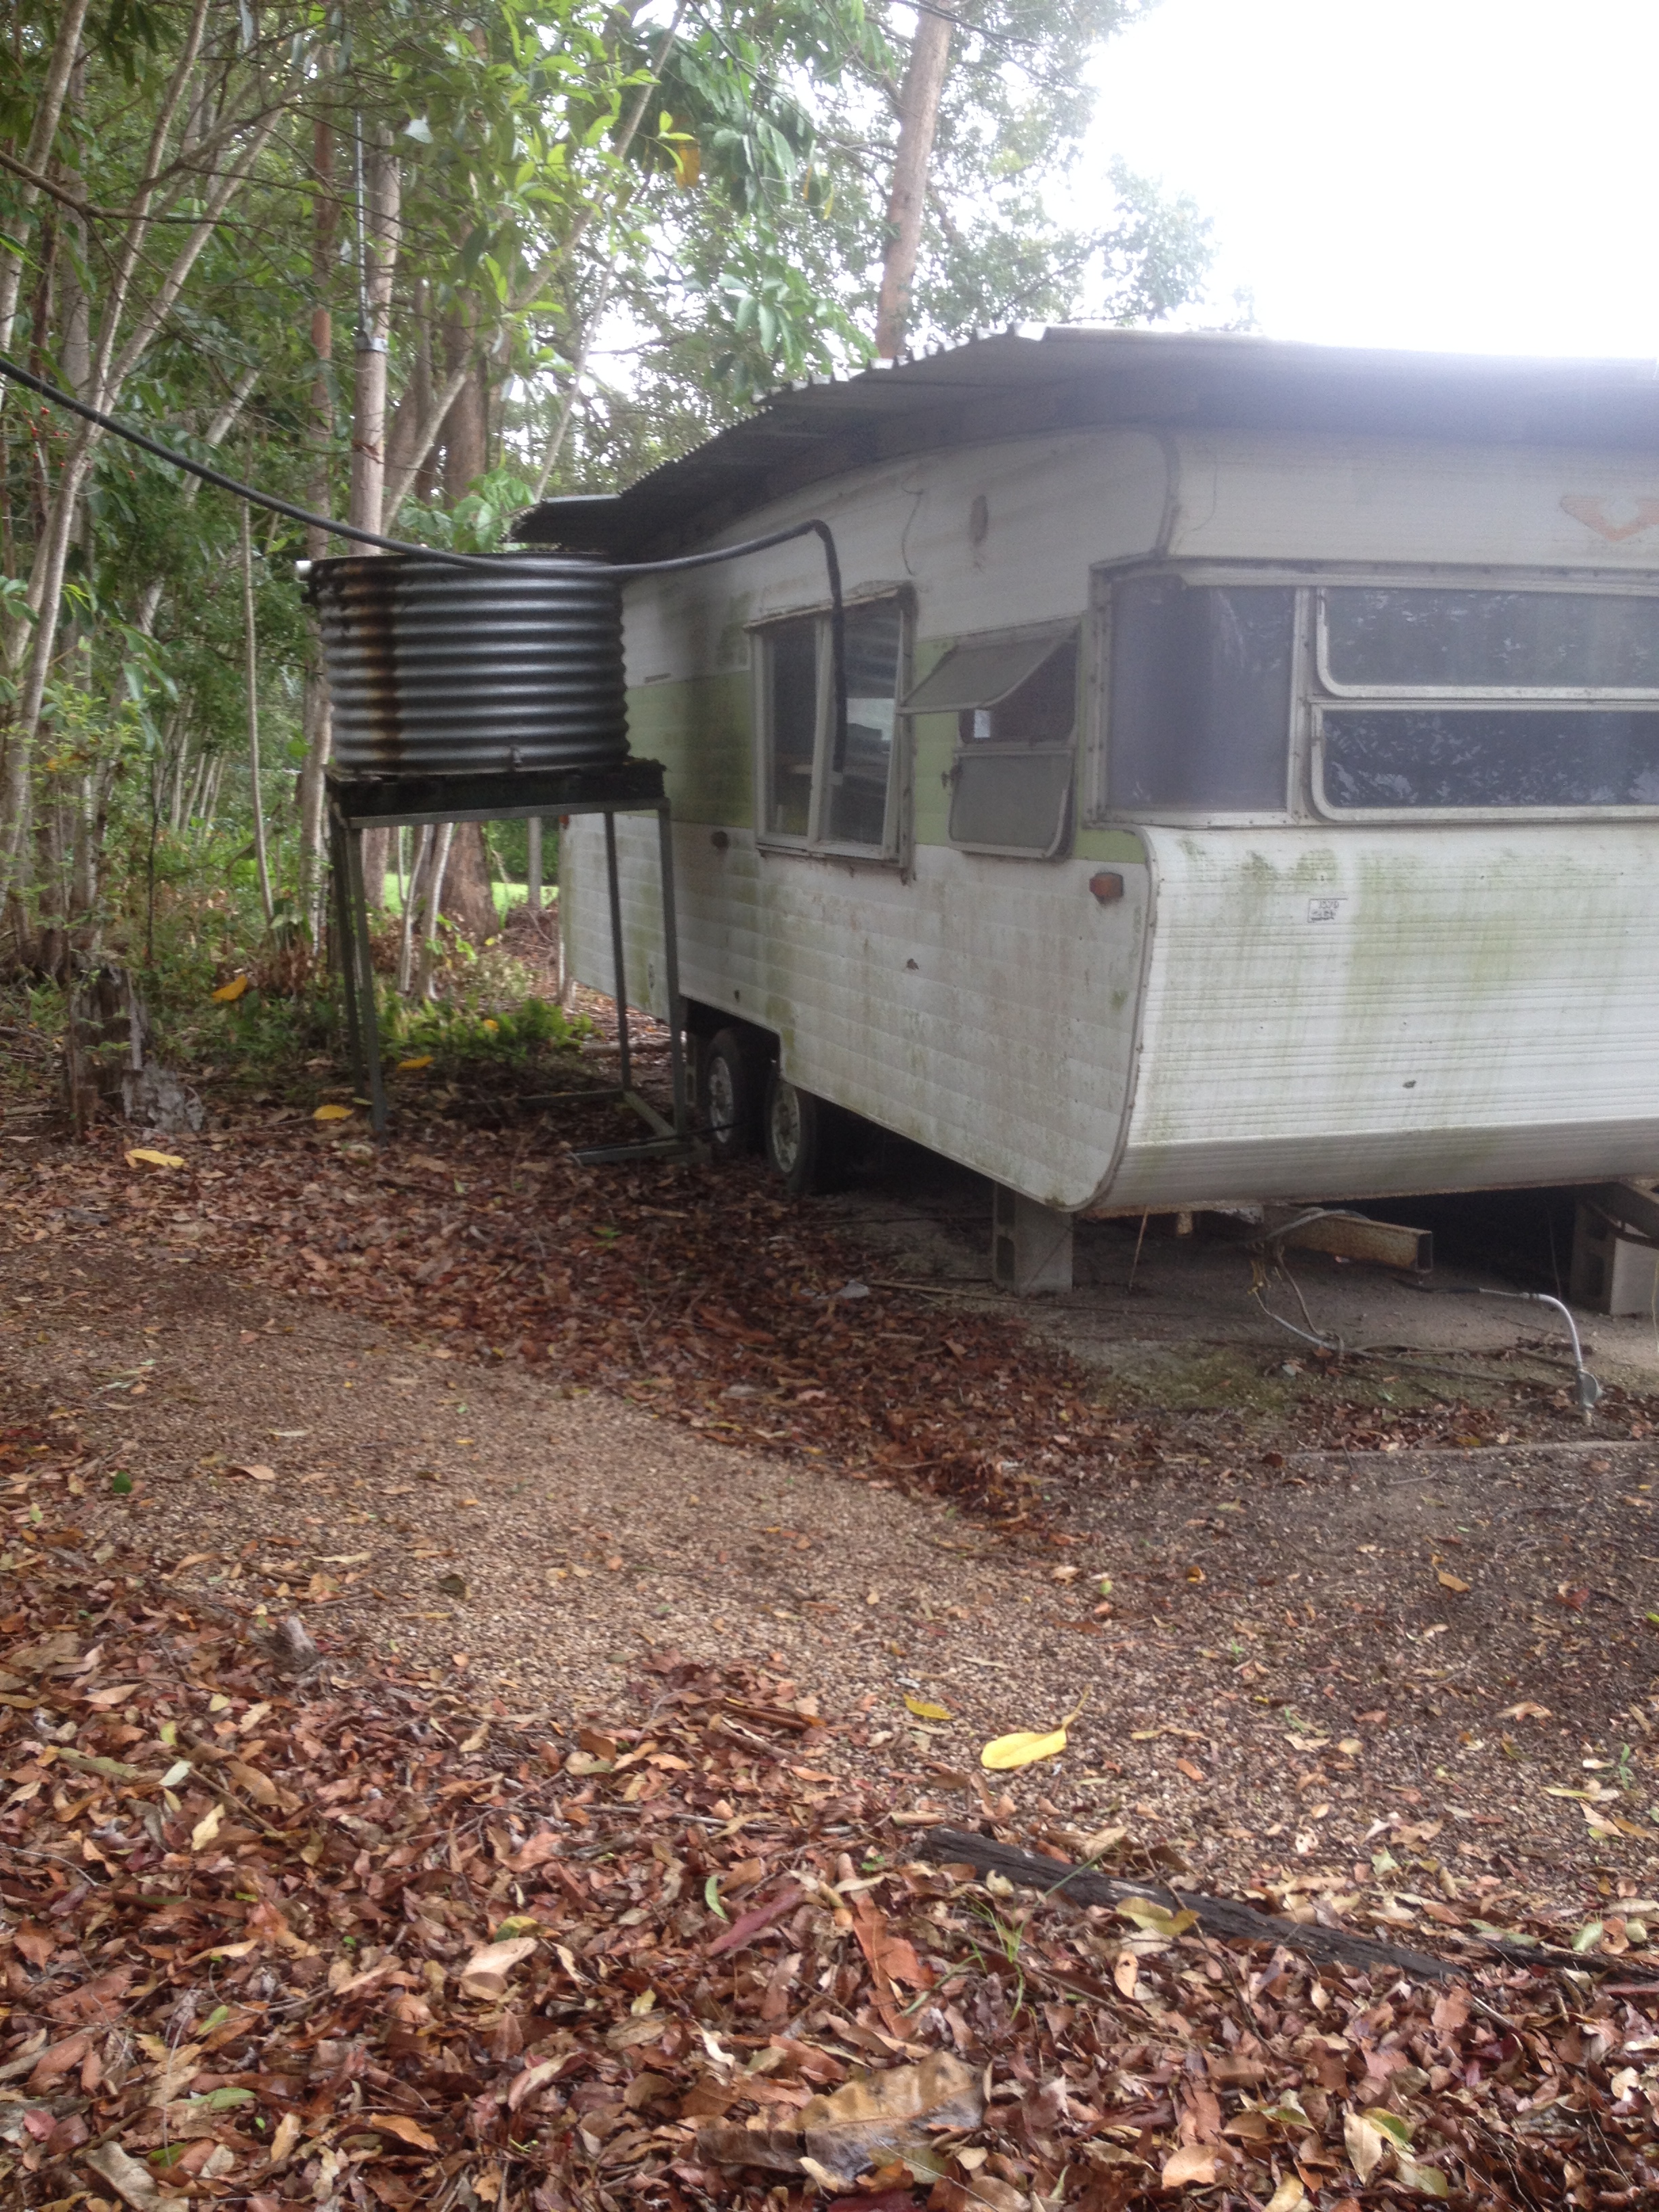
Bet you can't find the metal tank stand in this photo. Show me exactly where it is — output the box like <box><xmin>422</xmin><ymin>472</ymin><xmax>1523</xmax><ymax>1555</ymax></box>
<box><xmin>325</xmin><ymin>759</ymin><xmax>691</xmax><ymax>1161</ymax></box>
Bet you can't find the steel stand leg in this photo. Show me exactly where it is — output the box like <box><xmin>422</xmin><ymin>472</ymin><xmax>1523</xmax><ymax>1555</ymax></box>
<box><xmin>655</xmin><ymin>801</ymin><xmax>688</xmax><ymax>1140</ymax></box>
<box><xmin>343</xmin><ymin>824</ymin><xmax>389</xmax><ymax>1141</ymax></box>
<box><xmin>602</xmin><ymin>806</ymin><xmax>632</xmax><ymax>1098</ymax></box>
<box><xmin>330</xmin><ymin>809</ymin><xmax>365</xmax><ymax>1083</ymax></box>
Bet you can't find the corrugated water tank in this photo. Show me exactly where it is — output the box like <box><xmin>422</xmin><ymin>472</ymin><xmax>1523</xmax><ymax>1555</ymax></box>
<box><xmin>309</xmin><ymin>552</ymin><xmax>628</xmax><ymax>775</ymax></box>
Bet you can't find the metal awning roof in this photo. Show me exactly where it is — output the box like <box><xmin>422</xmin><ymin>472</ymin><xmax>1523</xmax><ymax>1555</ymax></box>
<box><xmin>515</xmin><ymin>325</ymin><xmax>1659</xmax><ymax>562</ymax></box>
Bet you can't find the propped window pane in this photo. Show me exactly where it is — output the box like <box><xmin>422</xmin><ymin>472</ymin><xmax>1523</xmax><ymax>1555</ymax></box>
<box><xmin>962</xmin><ymin>636</ymin><xmax>1078</xmax><ymax>746</ymax></box>
<box><xmin>901</xmin><ymin>632</ymin><xmax>1064</xmax><ymax>716</ymax></box>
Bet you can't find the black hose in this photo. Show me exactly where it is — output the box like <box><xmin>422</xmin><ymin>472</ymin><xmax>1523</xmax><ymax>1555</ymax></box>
<box><xmin>0</xmin><ymin>351</ymin><xmax>848</xmax><ymax>744</ymax></box>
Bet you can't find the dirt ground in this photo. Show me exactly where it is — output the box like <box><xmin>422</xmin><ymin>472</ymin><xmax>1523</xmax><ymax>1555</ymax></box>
<box><xmin>5</xmin><ymin>1167</ymin><xmax>1657</xmax><ymax>1909</ymax></box>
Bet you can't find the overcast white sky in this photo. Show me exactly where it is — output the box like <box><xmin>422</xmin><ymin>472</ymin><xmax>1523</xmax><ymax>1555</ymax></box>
<box><xmin>1082</xmin><ymin>0</ymin><xmax>1659</xmax><ymax>359</ymax></box>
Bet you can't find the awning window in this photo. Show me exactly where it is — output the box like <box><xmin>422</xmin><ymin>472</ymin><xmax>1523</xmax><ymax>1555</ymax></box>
<box><xmin>901</xmin><ymin>631</ymin><xmax>1071</xmax><ymax>717</ymax></box>
<box><xmin>914</xmin><ymin>626</ymin><xmax>1080</xmax><ymax>857</ymax></box>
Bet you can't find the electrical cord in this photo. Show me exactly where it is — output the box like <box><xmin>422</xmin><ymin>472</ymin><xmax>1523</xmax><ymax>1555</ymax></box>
<box><xmin>1245</xmin><ymin>1230</ymin><xmax>1605</xmax><ymax>1423</ymax></box>
<box><xmin>0</xmin><ymin>349</ymin><xmax>848</xmax><ymax>747</ymax></box>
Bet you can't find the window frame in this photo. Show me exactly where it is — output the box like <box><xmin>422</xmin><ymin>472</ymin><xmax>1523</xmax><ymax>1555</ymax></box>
<box><xmin>1083</xmin><ymin>560</ymin><xmax>1659</xmax><ymax>827</ymax></box>
<box><xmin>924</xmin><ymin>618</ymin><xmax>1082</xmax><ymax>860</ymax></box>
<box><xmin>750</xmin><ymin>586</ymin><xmax>912</xmax><ymax>862</ymax></box>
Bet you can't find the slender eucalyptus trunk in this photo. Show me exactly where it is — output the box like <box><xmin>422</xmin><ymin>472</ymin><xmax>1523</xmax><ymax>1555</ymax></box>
<box><xmin>396</xmin><ymin>825</ymin><xmax>434</xmax><ymax>995</ymax></box>
<box><xmin>415</xmin><ymin>822</ymin><xmax>455</xmax><ymax>999</ymax></box>
<box><xmin>348</xmin><ymin>121</ymin><xmax>400</xmax><ymax>913</ymax></box>
<box><xmin>875</xmin><ymin>0</ymin><xmax>955</xmax><ymax>359</ymax></box>
<box><xmin>0</xmin><ymin>1</ymin><xmax>92</xmax><ymax>354</ymax></box>
<box><xmin>241</xmin><ymin>507</ymin><xmax>274</xmax><ymax>928</ymax></box>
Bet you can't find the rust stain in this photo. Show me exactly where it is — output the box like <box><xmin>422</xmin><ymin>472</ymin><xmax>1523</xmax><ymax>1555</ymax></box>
<box><xmin>1560</xmin><ymin>493</ymin><xmax>1659</xmax><ymax>542</ymax></box>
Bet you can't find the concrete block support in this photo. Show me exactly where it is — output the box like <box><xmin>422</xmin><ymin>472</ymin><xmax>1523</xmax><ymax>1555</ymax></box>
<box><xmin>1570</xmin><ymin>1202</ymin><xmax>1659</xmax><ymax>1317</ymax></box>
<box><xmin>992</xmin><ymin>1187</ymin><xmax>1073</xmax><ymax>1297</ymax></box>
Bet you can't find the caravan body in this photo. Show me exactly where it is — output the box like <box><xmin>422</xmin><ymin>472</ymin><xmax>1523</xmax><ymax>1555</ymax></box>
<box><xmin>527</xmin><ymin>330</ymin><xmax>1659</xmax><ymax>1216</ymax></box>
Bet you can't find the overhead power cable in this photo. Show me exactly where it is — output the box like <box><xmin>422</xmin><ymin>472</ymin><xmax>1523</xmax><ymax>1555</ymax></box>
<box><xmin>0</xmin><ymin>350</ymin><xmax>848</xmax><ymax>737</ymax></box>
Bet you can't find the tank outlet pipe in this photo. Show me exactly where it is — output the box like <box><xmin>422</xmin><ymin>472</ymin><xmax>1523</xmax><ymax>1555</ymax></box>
<box><xmin>1459</xmin><ymin>1287</ymin><xmax>1601</xmax><ymax>1424</ymax></box>
<box><xmin>0</xmin><ymin>353</ymin><xmax>847</xmax><ymax>757</ymax></box>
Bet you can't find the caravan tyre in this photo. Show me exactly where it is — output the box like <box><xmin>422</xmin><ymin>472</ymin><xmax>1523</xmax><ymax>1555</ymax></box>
<box><xmin>763</xmin><ymin>1067</ymin><xmax>842</xmax><ymax>1196</ymax></box>
<box><xmin>701</xmin><ymin>1027</ymin><xmax>762</xmax><ymax>1160</ymax></box>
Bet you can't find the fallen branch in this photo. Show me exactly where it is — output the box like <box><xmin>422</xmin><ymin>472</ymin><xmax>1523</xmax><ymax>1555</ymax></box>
<box><xmin>916</xmin><ymin>1827</ymin><xmax>1659</xmax><ymax>1989</ymax></box>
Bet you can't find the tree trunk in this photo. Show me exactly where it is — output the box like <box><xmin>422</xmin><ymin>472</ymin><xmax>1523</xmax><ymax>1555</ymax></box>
<box><xmin>298</xmin><ymin>111</ymin><xmax>339</xmax><ymax>944</ymax></box>
<box><xmin>347</xmin><ymin>122</ymin><xmax>400</xmax><ymax>916</ymax></box>
<box><xmin>416</xmin><ymin>822</ymin><xmax>455</xmax><ymax>998</ymax></box>
<box><xmin>439</xmin><ymin>821</ymin><xmax>497</xmax><ymax>942</ymax></box>
<box><xmin>526</xmin><ymin>817</ymin><xmax>542</xmax><ymax>911</ymax></box>
<box><xmin>875</xmin><ymin>1</ymin><xmax>955</xmax><ymax>360</ymax></box>
<box><xmin>241</xmin><ymin>507</ymin><xmax>274</xmax><ymax>928</ymax></box>
<box><xmin>348</xmin><ymin>123</ymin><xmax>400</xmax><ymax>540</ymax></box>
<box><xmin>441</xmin><ymin>305</ymin><xmax>489</xmax><ymax>501</ymax></box>
<box><xmin>0</xmin><ymin>0</ymin><xmax>93</xmax><ymax>354</ymax></box>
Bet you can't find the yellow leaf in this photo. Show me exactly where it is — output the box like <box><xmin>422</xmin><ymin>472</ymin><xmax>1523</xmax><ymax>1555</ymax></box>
<box><xmin>229</xmin><ymin>1462</ymin><xmax>278</xmax><ymax>1483</ymax></box>
<box><xmin>313</xmin><ymin>1103</ymin><xmax>354</xmax><ymax>1121</ymax></box>
<box><xmin>905</xmin><ymin>1696</ymin><xmax>951</xmax><ymax>1721</ymax></box>
<box><xmin>980</xmin><ymin>1692</ymin><xmax>1086</xmax><ymax>1770</ymax></box>
<box><xmin>1115</xmin><ymin>1896</ymin><xmax>1197</xmax><ymax>1937</ymax></box>
<box><xmin>397</xmin><ymin>1054</ymin><xmax>433</xmax><ymax>1071</ymax></box>
<box><xmin>125</xmin><ymin>1147</ymin><xmax>185</xmax><ymax>1170</ymax></box>
<box><xmin>981</xmin><ymin>1726</ymin><xmax>1068</xmax><ymax>1770</ymax></box>
<box><xmin>1265</xmin><ymin>2182</ymin><xmax>1306</xmax><ymax>2212</ymax></box>
<box><xmin>211</xmin><ymin>975</ymin><xmax>249</xmax><ymax>1002</ymax></box>
<box><xmin>1436</xmin><ymin>1568</ymin><xmax>1471</xmax><ymax>1593</ymax></box>
<box><xmin>190</xmin><ymin>1803</ymin><xmax>224</xmax><ymax>1852</ymax></box>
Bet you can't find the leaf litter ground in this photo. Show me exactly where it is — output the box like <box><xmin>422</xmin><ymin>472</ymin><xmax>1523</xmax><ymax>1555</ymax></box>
<box><xmin>2</xmin><ymin>1018</ymin><xmax>1659</xmax><ymax>2207</ymax></box>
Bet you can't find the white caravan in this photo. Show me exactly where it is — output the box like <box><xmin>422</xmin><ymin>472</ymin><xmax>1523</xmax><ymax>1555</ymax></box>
<box><xmin>520</xmin><ymin>328</ymin><xmax>1659</xmax><ymax>1293</ymax></box>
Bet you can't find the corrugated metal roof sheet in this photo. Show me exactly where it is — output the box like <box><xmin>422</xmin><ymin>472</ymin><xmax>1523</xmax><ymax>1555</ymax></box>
<box><xmin>516</xmin><ymin>325</ymin><xmax>1659</xmax><ymax>561</ymax></box>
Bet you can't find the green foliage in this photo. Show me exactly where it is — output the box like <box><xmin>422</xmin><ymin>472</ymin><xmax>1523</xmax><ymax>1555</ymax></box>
<box><xmin>393</xmin><ymin>987</ymin><xmax>584</xmax><ymax>1073</ymax></box>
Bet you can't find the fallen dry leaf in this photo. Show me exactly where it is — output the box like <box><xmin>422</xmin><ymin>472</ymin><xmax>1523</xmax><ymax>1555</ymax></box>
<box><xmin>701</xmin><ymin>2051</ymin><xmax>983</xmax><ymax>2183</ymax></box>
<box><xmin>458</xmin><ymin>1934</ymin><xmax>538</xmax><ymax>2000</ymax></box>
<box><xmin>1162</xmin><ymin>2142</ymin><xmax>1225</xmax><ymax>2187</ymax></box>
<box><xmin>368</xmin><ymin>2112</ymin><xmax>441</xmax><ymax>2150</ymax></box>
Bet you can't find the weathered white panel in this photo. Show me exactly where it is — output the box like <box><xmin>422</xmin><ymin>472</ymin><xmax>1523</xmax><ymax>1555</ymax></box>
<box><xmin>622</xmin><ymin>430</ymin><xmax>1169</xmax><ymax>683</ymax></box>
<box><xmin>1110</xmin><ymin>823</ymin><xmax>1659</xmax><ymax>1204</ymax></box>
<box><xmin>1172</xmin><ymin>432</ymin><xmax>1659</xmax><ymax>572</ymax></box>
<box><xmin>565</xmin><ymin>816</ymin><xmax>1149</xmax><ymax>1210</ymax></box>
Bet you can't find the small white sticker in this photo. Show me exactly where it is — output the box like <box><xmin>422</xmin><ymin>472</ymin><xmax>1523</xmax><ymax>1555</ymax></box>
<box><xmin>1307</xmin><ymin>896</ymin><xmax>1345</xmax><ymax>922</ymax></box>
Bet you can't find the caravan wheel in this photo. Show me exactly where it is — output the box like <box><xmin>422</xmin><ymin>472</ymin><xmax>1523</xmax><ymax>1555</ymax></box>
<box><xmin>701</xmin><ymin>1027</ymin><xmax>762</xmax><ymax>1161</ymax></box>
<box><xmin>763</xmin><ymin>1067</ymin><xmax>842</xmax><ymax>1196</ymax></box>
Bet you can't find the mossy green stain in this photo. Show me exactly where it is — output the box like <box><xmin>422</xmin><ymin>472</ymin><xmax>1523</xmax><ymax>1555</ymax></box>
<box><xmin>627</xmin><ymin>674</ymin><xmax>752</xmax><ymax>826</ymax></box>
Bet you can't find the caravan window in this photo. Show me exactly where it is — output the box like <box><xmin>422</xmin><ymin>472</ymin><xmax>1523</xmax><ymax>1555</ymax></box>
<box><xmin>756</xmin><ymin>596</ymin><xmax>906</xmax><ymax>854</ymax></box>
<box><xmin>1107</xmin><ymin>579</ymin><xmax>1295</xmax><ymax>811</ymax></box>
<box><xmin>902</xmin><ymin>627</ymin><xmax>1079</xmax><ymax>855</ymax></box>
<box><xmin>1314</xmin><ymin>586</ymin><xmax>1659</xmax><ymax>813</ymax></box>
